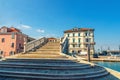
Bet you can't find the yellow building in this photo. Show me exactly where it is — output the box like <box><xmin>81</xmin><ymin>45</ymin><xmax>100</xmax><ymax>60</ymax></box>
<box><xmin>64</xmin><ymin>28</ymin><xmax>95</xmax><ymax>54</ymax></box>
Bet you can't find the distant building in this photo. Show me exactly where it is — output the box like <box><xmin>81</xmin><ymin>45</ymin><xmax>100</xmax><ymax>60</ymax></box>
<box><xmin>64</xmin><ymin>28</ymin><xmax>95</xmax><ymax>54</ymax></box>
<box><xmin>0</xmin><ymin>26</ymin><xmax>35</xmax><ymax>57</ymax></box>
<box><xmin>48</xmin><ymin>37</ymin><xmax>57</xmax><ymax>42</ymax></box>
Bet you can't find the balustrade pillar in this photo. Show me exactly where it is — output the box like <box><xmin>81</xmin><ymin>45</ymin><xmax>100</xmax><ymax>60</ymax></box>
<box><xmin>24</xmin><ymin>43</ymin><xmax>26</xmax><ymax>53</ymax></box>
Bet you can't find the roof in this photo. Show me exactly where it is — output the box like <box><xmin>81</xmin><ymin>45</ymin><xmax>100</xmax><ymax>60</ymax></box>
<box><xmin>10</xmin><ymin>27</ymin><xmax>21</xmax><ymax>32</ymax></box>
<box><xmin>64</xmin><ymin>28</ymin><xmax>94</xmax><ymax>33</ymax></box>
<box><xmin>0</xmin><ymin>26</ymin><xmax>21</xmax><ymax>33</ymax></box>
<box><xmin>47</xmin><ymin>37</ymin><xmax>57</xmax><ymax>40</ymax></box>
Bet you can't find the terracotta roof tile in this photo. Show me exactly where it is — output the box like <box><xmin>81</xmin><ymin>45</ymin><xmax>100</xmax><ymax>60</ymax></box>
<box><xmin>64</xmin><ymin>28</ymin><xmax>94</xmax><ymax>33</ymax></box>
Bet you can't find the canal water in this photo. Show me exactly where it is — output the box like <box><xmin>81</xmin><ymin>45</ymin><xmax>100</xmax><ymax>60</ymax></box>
<box><xmin>94</xmin><ymin>62</ymin><xmax>120</xmax><ymax>72</ymax></box>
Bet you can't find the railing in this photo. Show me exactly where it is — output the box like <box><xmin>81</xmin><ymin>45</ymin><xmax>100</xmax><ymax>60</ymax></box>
<box><xmin>24</xmin><ymin>37</ymin><xmax>48</xmax><ymax>53</ymax></box>
<box><xmin>60</xmin><ymin>36</ymin><xmax>68</xmax><ymax>54</ymax></box>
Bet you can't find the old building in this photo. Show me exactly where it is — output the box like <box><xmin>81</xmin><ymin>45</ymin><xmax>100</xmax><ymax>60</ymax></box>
<box><xmin>0</xmin><ymin>26</ymin><xmax>34</xmax><ymax>57</ymax></box>
<box><xmin>64</xmin><ymin>28</ymin><xmax>95</xmax><ymax>54</ymax></box>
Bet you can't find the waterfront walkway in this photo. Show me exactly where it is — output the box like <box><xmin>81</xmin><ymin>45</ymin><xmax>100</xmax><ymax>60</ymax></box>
<box><xmin>79</xmin><ymin>55</ymin><xmax>120</xmax><ymax>62</ymax></box>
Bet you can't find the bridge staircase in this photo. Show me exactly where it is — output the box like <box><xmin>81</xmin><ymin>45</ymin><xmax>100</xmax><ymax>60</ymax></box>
<box><xmin>0</xmin><ymin>37</ymin><xmax>115</xmax><ymax>80</ymax></box>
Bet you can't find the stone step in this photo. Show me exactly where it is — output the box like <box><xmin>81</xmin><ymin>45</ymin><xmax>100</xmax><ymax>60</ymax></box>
<box><xmin>44</xmin><ymin>45</ymin><xmax>60</xmax><ymax>47</ymax></box>
<box><xmin>16</xmin><ymin>54</ymin><xmax>65</xmax><ymax>57</ymax></box>
<box><xmin>4</xmin><ymin>59</ymin><xmax>77</xmax><ymax>63</ymax></box>
<box><xmin>37</xmin><ymin>49</ymin><xmax>60</xmax><ymax>51</ymax></box>
<box><xmin>41</xmin><ymin>46</ymin><xmax>60</xmax><ymax>49</ymax></box>
<box><xmin>44</xmin><ymin>43</ymin><xmax>60</xmax><ymax>45</ymax></box>
<box><xmin>45</xmin><ymin>45</ymin><xmax>60</xmax><ymax>46</ymax></box>
<box><xmin>19</xmin><ymin>53</ymin><xmax>61</xmax><ymax>56</ymax></box>
<box><xmin>28</xmin><ymin>52</ymin><xmax>60</xmax><ymax>54</ymax></box>
<box><xmin>42</xmin><ymin>44</ymin><xmax>59</xmax><ymax>46</ymax></box>
<box><xmin>45</xmin><ymin>43</ymin><xmax>60</xmax><ymax>45</ymax></box>
<box><xmin>42</xmin><ymin>46</ymin><xmax>60</xmax><ymax>48</ymax></box>
<box><xmin>0</xmin><ymin>68</ymin><xmax>109</xmax><ymax>80</ymax></box>
<box><xmin>36</xmin><ymin>50</ymin><xmax>60</xmax><ymax>52</ymax></box>
<box><xmin>0</xmin><ymin>61</ymin><xmax>84</xmax><ymax>65</ymax></box>
<box><xmin>41</xmin><ymin>47</ymin><xmax>60</xmax><ymax>49</ymax></box>
<box><xmin>0</xmin><ymin>66</ymin><xmax>100</xmax><ymax>74</ymax></box>
<box><xmin>47</xmin><ymin>42</ymin><xmax>60</xmax><ymax>43</ymax></box>
<box><xmin>16</xmin><ymin>55</ymin><xmax>67</xmax><ymax>58</ymax></box>
<box><xmin>34</xmin><ymin>51</ymin><xmax>60</xmax><ymax>53</ymax></box>
<box><xmin>19</xmin><ymin>54</ymin><xmax>61</xmax><ymax>56</ymax></box>
<box><xmin>0</xmin><ymin>63</ymin><xmax>91</xmax><ymax>70</ymax></box>
<box><xmin>0</xmin><ymin>62</ymin><xmax>89</xmax><ymax>67</ymax></box>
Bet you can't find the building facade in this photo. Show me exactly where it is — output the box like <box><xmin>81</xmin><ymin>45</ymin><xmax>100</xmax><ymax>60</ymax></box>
<box><xmin>64</xmin><ymin>28</ymin><xmax>95</xmax><ymax>54</ymax></box>
<box><xmin>0</xmin><ymin>26</ymin><xmax>34</xmax><ymax>57</ymax></box>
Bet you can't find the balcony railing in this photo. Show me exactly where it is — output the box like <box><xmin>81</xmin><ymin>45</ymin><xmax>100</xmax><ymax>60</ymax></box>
<box><xmin>83</xmin><ymin>42</ymin><xmax>96</xmax><ymax>45</ymax></box>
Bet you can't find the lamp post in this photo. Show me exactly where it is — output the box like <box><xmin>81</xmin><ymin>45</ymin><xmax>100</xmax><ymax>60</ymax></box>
<box><xmin>87</xmin><ymin>30</ymin><xmax>90</xmax><ymax>62</ymax></box>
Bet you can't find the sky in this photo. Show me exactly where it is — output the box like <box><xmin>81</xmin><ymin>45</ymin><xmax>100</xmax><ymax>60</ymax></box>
<box><xmin>0</xmin><ymin>0</ymin><xmax>120</xmax><ymax>51</ymax></box>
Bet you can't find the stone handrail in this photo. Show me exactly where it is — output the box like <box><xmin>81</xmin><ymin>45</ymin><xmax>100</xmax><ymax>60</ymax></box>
<box><xmin>60</xmin><ymin>36</ymin><xmax>68</xmax><ymax>53</ymax></box>
<box><xmin>24</xmin><ymin>37</ymin><xmax>48</xmax><ymax>53</ymax></box>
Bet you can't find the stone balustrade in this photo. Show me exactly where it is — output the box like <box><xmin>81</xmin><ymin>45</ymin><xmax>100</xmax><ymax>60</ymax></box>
<box><xmin>24</xmin><ymin>37</ymin><xmax>48</xmax><ymax>53</ymax></box>
<box><xmin>60</xmin><ymin>36</ymin><xmax>68</xmax><ymax>53</ymax></box>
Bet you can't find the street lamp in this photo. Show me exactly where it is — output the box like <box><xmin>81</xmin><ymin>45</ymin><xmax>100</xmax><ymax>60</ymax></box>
<box><xmin>87</xmin><ymin>29</ymin><xmax>90</xmax><ymax>62</ymax></box>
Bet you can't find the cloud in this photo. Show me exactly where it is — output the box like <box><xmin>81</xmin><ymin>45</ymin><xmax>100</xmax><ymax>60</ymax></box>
<box><xmin>17</xmin><ymin>24</ymin><xmax>32</xmax><ymax>29</ymax></box>
<box><xmin>45</xmin><ymin>34</ymin><xmax>56</xmax><ymax>37</ymax></box>
<box><xmin>36</xmin><ymin>29</ymin><xmax>45</xmax><ymax>33</ymax></box>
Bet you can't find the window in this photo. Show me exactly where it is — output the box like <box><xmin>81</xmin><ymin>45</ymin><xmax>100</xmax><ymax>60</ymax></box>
<box><xmin>73</xmin><ymin>33</ymin><xmax>75</xmax><ymax>37</ymax></box>
<box><xmin>78</xmin><ymin>38</ymin><xmax>80</xmax><ymax>43</ymax></box>
<box><xmin>78</xmin><ymin>44</ymin><xmax>81</xmax><ymax>47</ymax></box>
<box><xmin>78</xmin><ymin>33</ymin><xmax>80</xmax><ymax>36</ymax></box>
<box><xmin>0</xmin><ymin>51</ymin><xmax>3</xmax><ymax>55</ymax></box>
<box><xmin>73</xmin><ymin>38</ymin><xmax>75</xmax><ymax>43</ymax></box>
<box><xmin>67</xmin><ymin>34</ymin><xmax>69</xmax><ymax>37</ymax></box>
<box><xmin>85</xmin><ymin>32</ymin><xmax>88</xmax><ymax>36</ymax></box>
<box><xmin>19</xmin><ymin>44</ymin><xmax>22</xmax><ymax>49</ymax></box>
<box><xmin>86</xmin><ymin>44</ymin><xmax>88</xmax><ymax>47</ymax></box>
<box><xmin>9</xmin><ymin>51</ymin><xmax>14</xmax><ymax>55</ymax></box>
<box><xmin>89</xmin><ymin>38</ymin><xmax>91</xmax><ymax>42</ymax></box>
<box><xmin>85</xmin><ymin>31</ymin><xmax>91</xmax><ymax>36</ymax></box>
<box><xmin>11</xmin><ymin>33</ymin><xmax>15</xmax><ymax>39</ymax></box>
<box><xmin>78</xmin><ymin>50</ymin><xmax>81</xmax><ymax>53</ymax></box>
<box><xmin>73</xmin><ymin>44</ymin><xmax>75</xmax><ymax>47</ymax></box>
<box><xmin>86</xmin><ymin>38</ymin><xmax>89</xmax><ymax>42</ymax></box>
<box><xmin>11</xmin><ymin>43</ymin><xmax>14</xmax><ymax>48</ymax></box>
<box><xmin>1</xmin><ymin>38</ymin><xmax>5</xmax><ymax>42</ymax></box>
<box><xmin>86</xmin><ymin>38</ymin><xmax>91</xmax><ymax>42</ymax></box>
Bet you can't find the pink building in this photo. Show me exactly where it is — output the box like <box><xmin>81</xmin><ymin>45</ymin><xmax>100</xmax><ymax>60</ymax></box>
<box><xmin>0</xmin><ymin>26</ymin><xmax>34</xmax><ymax>57</ymax></box>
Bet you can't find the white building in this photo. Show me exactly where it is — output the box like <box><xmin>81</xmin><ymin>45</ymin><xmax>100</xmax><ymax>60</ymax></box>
<box><xmin>64</xmin><ymin>28</ymin><xmax>95</xmax><ymax>54</ymax></box>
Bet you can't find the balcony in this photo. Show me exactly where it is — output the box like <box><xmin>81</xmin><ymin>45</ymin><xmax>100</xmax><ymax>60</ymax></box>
<box><xmin>69</xmin><ymin>42</ymin><xmax>78</xmax><ymax>45</ymax></box>
<box><xmin>83</xmin><ymin>42</ymin><xmax>96</xmax><ymax>45</ymax></box>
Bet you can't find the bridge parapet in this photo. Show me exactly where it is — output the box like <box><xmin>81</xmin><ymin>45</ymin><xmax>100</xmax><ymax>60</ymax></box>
<box><xmin>24</xmin><ymin>37</ymin><xmax>48</xmax><ymax>53</ymax></box>
<box><xmin>60</xmin><ymin>35</ymin><xmax>69</xmax><ymax>53</ymax></box>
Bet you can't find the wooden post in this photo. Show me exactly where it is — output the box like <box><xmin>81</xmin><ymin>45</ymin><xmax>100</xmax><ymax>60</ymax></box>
<box><xmin>88</xmin><ymin>44</ymin><xmax>90</xmax><ymax>62</ymax></box>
